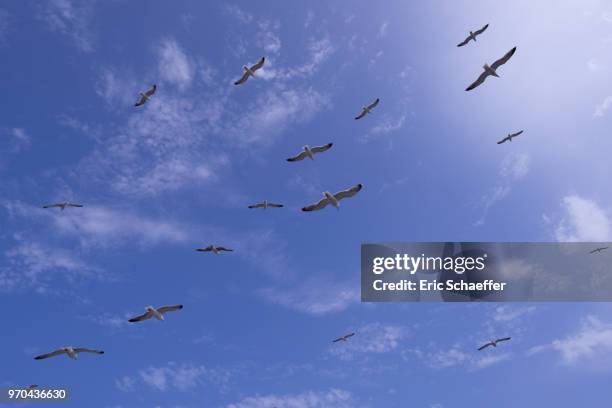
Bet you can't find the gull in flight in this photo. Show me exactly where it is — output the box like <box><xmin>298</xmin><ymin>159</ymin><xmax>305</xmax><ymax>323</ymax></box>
<box><xmin>355</xmin><ymin>98</ymin><xmax>380</xmax><ymax>120</ymax></box>
<box><xmin>286</xmin><ymin>143</ymin><xmax>333</xmax><ymax>162</ymax></box>
<box><xmin>302</xmin><ymin>184</ymin><xmax>363</xmax><ymax>212</ymax></box>
<box><xmin>248</xmin><ymin>200</ymin><xmax>284</xmax><ymax>209</ymax></box>
<box><xmin>497</xmin><ymin>130</ymin><xmax>524</xmax><ymax>144</ymax></box>
<box><xmin>34</xmin><ymin>347</ymin><xmax>104</xmax><ymax>360</ymax></box>
<box><xmin>333</xmin><ymin>332</ymin><xmax>355</xmax><ymax>343</ymax></box>
<box><xmin>42</xmin><ymin>202</ymin><xmax>83</xmax><ymax>211</ymax></box>
<box><xmin>457</xmin><ymin>24</ymin><xmax>489</xmax><ymax>47</ymax></box>
<box><xmin>234</xmin><ymin>57</ymin><xmax>265</xmax><ymax>85</ymax></box>
<box><xmin>128</xmin><ymin>304</ymin><xmax>183</xmax><ymax>323</ymax></box>
<box><xmin>477</xmin><ymin>337</ymin><xmax>511</xmax><ymax>351</ymax></box>
<box><xmin>589</xmin><ymin>246</ymin><xmax>609</xmax><ymax>254</ymax></box>
<box><xmin>134</xmin><ymin>84</ymin><xmax>157</xmax><ymax>107</ymax></box>
<box><xmin>466</xmin><ymin>47</ymin><xmax>517</xmax><ymax>91</ymax></box>
<box><xmin>196</xmin><ymin>245</ymin><xmax>234</xmax><ymax>254</ymax></box>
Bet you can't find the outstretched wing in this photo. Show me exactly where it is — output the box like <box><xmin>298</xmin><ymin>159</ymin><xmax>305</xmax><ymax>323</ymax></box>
<box><xmin>267</xmin><ymin>203</ymin><xmax>284</xmax><ymax>208</ymax></box>
<box><xmin>457</xmin><ymin>36</ymin><xmax>471</xmax><ymax>47</ymax></box>
<box><xmin>477</xmin><ymin>343</ymin><xmax>493</xmax><ymax>351</ymax></box>
<box><xmin>144</xmin><ymin>84</ymin><xmax>157</xmax><ymax>97</ymax></box>
<box><xmin>491</xmin><ymin>47</ymin><xmax>517</xmax><ymax>70</ymax></box>
<box><xmin>34</xmin><ymin>349</ymin><xmax>66</xmax><ymax>360</ymax></box>
<box><xmin>367</xmin><ymin>98</ymin><xmax>380</xmax><ymax>110</ymax></box>
<box><xmin>42</xmin><ymin>204</ymin><xmax>62</xmax><ymax>209</ymax></box>
<box><xmin>67</xmin><ymin>203</ymin><xmax>83</xmax><ymax>208</ymax></box>
<box><xmin>466</xmin><ymin>71</ymin><xmax>490</xmax><ymax>91</ymax></box>
<box><xmin>216</xmin><ymin>247</ymin><xmax>233</xmax><ymax>252</ymax></box>
<box><xmin>248</xmin><ymin>203</ymin><xmax>265</xmax><ymax>209</ymax></box>
<box><xmin>196</xmin><ymin>246</ymin><xmax>213</xmax><ymax>252</ymax></box>
<box><xmin>250</xmin><ymin>57</ymin><xmax>265</xmax><ymax>72</ymax></box>
<box><xmin>134</xmin><ymin>94</ymin><xmax>147</xmax><ymax>107</ymax></box>
<box><xmin>334</xmin><ymin>184</ymin><xmax>363</xmax><ymax>201</ymax></box>
<box><xmin>310</xmin><ymin>143</ymin><xmax>333</xmax><ymax>154</ymax></box>
<box><xmin>234</xmin><ymin>71</ymin><xmax>250</xmax><ymax>86</ymax></box>
<box><xmin>158</xmin><ymin>305</ymin><xmax>183</xmax><ymax>314</ymax></box>
<box><xmin>474</xmin><ymin>24</ymin><xmax>489</xmax><ymax>35</ymax></box>
<box><xmin>128</xmin><ymin>310</ymin><xmax>154</xmax><ymax>323</ymax></box>
<box><xmin>497</xmin><ymin>137</ymin><xmax>508</xmax><ymax>145</ymax></box>
<box><xmin>287</xmin><ymin>151</ymin><xmax>308</xmax><ymax>162</ymax></box>
<box><xmin>354</xmin><ymin>109</ymin><xmax>367</xmax><ymax>120</ymax></box>
<box><xmin>74</xmin><ymin>348</ymin><xmax>104</xmax><ymax>355</ymax></box>
<box><xmin>510</xmin><ymin>130</ymin><xmax>524</xmax><ymax>138</ymax></box>
<box><xmin>302</xmin><ymin>197</ymin><xmax>330</xmax><ymax>212</ymax></box>
<box><xmin>496</xmin><ymin>337</ymin><xmax>511</xmax><ymax>343</ymax></box>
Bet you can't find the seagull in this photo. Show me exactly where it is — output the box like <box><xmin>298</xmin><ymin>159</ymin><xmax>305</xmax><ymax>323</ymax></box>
<box><xmin>134</xmin><ymin>84</ymin><xmax>157</xmax><ymax>107</ymax></box>
<box><xmin>466</xmin><ymin>47</ymin><xmax>517</xmax><ymax>91</ymax></box>
<box><xmin>497</xmin><ymin>130</ymin><xmax>524</xmax><ymax>144</ymax></box>
<box><xmin>333</xmin><ymin>332</ymin><xmax>355</xmax><ymax>343</ymax></box>
<box><xmin>589</xmin><ymin>246</ymin><xmax>609</xmax><ymax>254</ymax></box>
<box><xmin>234</xmin><ymin>57</ymin><xmax>265</xmax><ymax>85</ymax></box>
<box><xmin>477</xmin><ymin>337</ymin><xmax>511</xmax><ymax>351</ymax></box>
<box><xmin>34</xmin><ymin>347</ymin><xmax>104</xmax><ymax>360</ymax></box>
<box><xmin>457</xmin><ymin>24</ymin><xmax>489</xmax><ymax>47</ymax></box>
<box><xmin>248</xmin><ymin>200</ymin><xmax>284</xmax><ymax>209</ymax></box>
<box><xmin>286</xmin><ymin>143</ymin><xmax>333</xmax><ymax>162</ymax></box>
<box><xmin>128</xmin><ymin>304</ymin><xmax>183</xmax><ymax>323</ymax></box>
<box><xmin>302</xmin><ymin>184</ymin><xmax>363</xmax><ymax>212</ymax></box>
<box><xmin>355</xmin><ymin>98</ymin><xmax>380</xmax><ymax>120</ymax></box>
<box><xmin>196</xmin><ymin>245</ymin><xmax>234</xmax><ymax>254</ymax></box>
<box><xmin>42</xmin><ymin>202</ymin><xmax>83</xmax><ymax>211</ymax></box>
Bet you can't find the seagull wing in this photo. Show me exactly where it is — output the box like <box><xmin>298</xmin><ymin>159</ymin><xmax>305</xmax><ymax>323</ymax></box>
<box><xmin>67</xmin><ymin>203</ymin><xmax>83</xmax><ymax>208</ymax></box>
<box><xmin>73</xmin><ymin>348</ymin><xmax>104</xmax><ymax>355</ymax></box>
<box><xmin>496</xmin><ymin>337</ymin><xmax>511</xmax><ymax>343</ymax></box>
<box><xmin>474</xmin><ymin>23</ymin><xmax>489</xmax><ymax>35</ymax></box>
<box><xmin>34</xmin><ymin>349</ymin><xmax>66</xmax><ymax>360</ymax></box>
<box><xmin>367</xmin><ymin>98</ymin><xmax>380</xmax><ymax>110</ymax></box>
<box><xmin>248</xmin><ymin>203</ymin><xmax>265</xmax><ymax>209</ymax></box>
<box><xmin>491</xmin><ymin>47</ymin><xmax>517</xmax><ymax>70</ymax></box>
<box><xmin>196</xmin><ymin>246</ymin><xmax>213</xmax><ymax>252</ymax></box>
<box><xmin>345</xmin><ymin>332</ymin><xmax>355</xmax><ymax>339</ymax></box>
<box><xmin>134</xmin><ymin>94</ymin><xmax>147</xmax><ymax>107</ymax></box>
<box><xmin>334</xmin><ymin>184</ymin><xmax>363</xmax><ymax>201</ymax></box>
<box><xmin>497</xmin><ymin>136</ymin><xmax>509</xmax><ymax>144</ymax></box>
<box><xmin>510</xmin><ymin>130</ymin><xmax>524</xmax><ymax>138</ymax></box>
<box><xmin>144</xmin><ymin>84</ymin><xmax>157</xmax><ymax>97</ymax></box>
<box><xmin>42</xmin><ymin>204</ymin><xmax>62</xmax><ymax>209</ymax></box>
<box><xmin>302</xmin><ymin>197</ymin><xmax>330</xmax><ymax>212</ymax></box>
<box><xmin>128</xmin><ymin>310</ymin><xmax>154</xmax><ymax>322</ymax></box>
<box><xmin>217</xmin><ymin>247</ymin><xmax>233</xmax><ymax>252</ymax></box>
<box><xmin>457</xmin><ymin>36</ymin><xmax>471</xmax><ymax>47</ymax></box>
<box><xmin>157</xmin><ymin>305</ymin><xmax>184</xmax><ymax>314</ymax></box>
<box><xmin>234</xmin><ymin>71</ymin><xmax>250</xmax><ymax>86</ymax></box>
<box><xmin>355</xmin><ymin>109</ymin><xmax>367</xmax><ymax>120</ymax></box>
<box><xmin>466</xmin><ymin>70</ymin><xmax>490</xmax><ymax>91</ymax></box>
<box><xmin>310</xmin><ymin>143</ymin><xmax>333</xmax><ymax>154</ymax></box>
<box><xmin>287</xmin><ymin>151</ymin><xmax>309</xmax><ymax>162</ymax></box>
<box><xmin>250</xmin><ymin>57</ymin><xmax>265</xmax><ymax>72</ymax></box>
<box><xmin>477</xmin><ymin>342</ymin><xmax>493</xmax><ymax>351</ymax></box>
<box><xmin>267</xmin><ymin>203</ymin><xmax>284</xmax><ymax>208</ymax></box>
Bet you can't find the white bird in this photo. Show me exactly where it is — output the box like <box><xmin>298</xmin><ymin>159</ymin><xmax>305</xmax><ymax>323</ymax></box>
<box><xmin>234</xmin><ymin>57</ymin><xmax>266</xmax><ymax>85</ymax></box>
<box><xmin>302</xmin><ymin>184</ymin><xmax>363</xmax><ymax>212</ymax></box>
<box><xmin>466</xmin><ymin>47</ymin><xmax>517</xmax><ymax>91</ymax></box>
<box><xmin>248</xmin><ymin>200</ymin><xmax>284</xmax><ymax>209</ymax></box>
<box><xmin>196</xmin><ymin>245</ymin><xmax>233</xmax><ymax>254</ymax></box>
<box><xmin>286</xmin><ymin>143</ymin><xmax>333</xmax><ymax>162</ymax></box>
<box><xmin>34</xmin><ymin>347</ymin><xmax>104</xmax><ymax>360</ymax></box>
<box><xmin>589</xmin><ymin>246</ymin><xmax>609</xmax><ymax>254</ymax></box>
<box><xmin>134</xmin><ymin>84</ymin><xmax>157</xmax><ymax>107</ymax></box>
<box><xmin>478</xmin><ymin>337</ymin><xmax>511</xmax><ymax>351</ymax></box>
<box><xmin>128</xmin><ymin>304</ymin><xmax>183</xmax><ymax>323</ymax></box>
<box><xmin>333</xmin><ymin>332</ymin><xmax>355</xmax><ymax>343</ymax></box>
<box><xmin>497</xmin><ymin>130</ymin><xmax>524</xmax><ymax>144</ymax></box>
<box><xmin>42</xmin><ymin>202</ymin><xmax>83</xmax><ymax>211</ymax></box>
<box><xmin>355</xmin><ymin>98</ymin><xmax>380</xmax><ymax>120</ymax></box>
<box><xmin>457</xmin><ymin>24</ymin><xmax>489</xmax><ymax>47</ymax></box>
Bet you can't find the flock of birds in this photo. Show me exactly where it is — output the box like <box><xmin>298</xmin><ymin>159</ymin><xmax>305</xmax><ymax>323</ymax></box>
<box><xmin>33</xmin><ymin>21</ymin><xmax>612</xmax><ymax>397</ymax></box>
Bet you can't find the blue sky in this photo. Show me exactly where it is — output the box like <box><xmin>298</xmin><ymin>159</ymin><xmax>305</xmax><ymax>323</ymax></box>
<box><xmin>1</xmin><ymin>0</ymin><xmax>612</xmax><ymax>407</ymax></box>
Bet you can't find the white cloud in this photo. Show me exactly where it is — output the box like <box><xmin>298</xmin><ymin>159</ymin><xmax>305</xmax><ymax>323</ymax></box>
<box><xmin>223</xmin><ymin>4</ymin><xmax>253</xmax><ymax>24</ymax></box>
<box><xmin>363</xmin><ymin>114</ymin><xmax>406</xmax><ymax>142</ymax></box>
<box><xmin>329</xmin><ymin>323</ymin><xmax>410</xmax><ymax>361</ymax></box>
<box><xmin>554</xmin><ymin>195</ymin><xmax>611</xmax><ymax>241</ymax></box>
<box><xmin>226</xmin><ymin>388</ymin><xmax>356</xmax><ymax>408</ymax></box>
<box><xmin>594</xmin><ymin>96</ymin><xmax>612</xmax><ymax>117</ymax></box>
<box><xmin>551</xmin><ymin>316</ymin><xmax>612</xmax><ymax>366</ymax></box>
<box><xmin>405</xmin><ymin>345</ymin><xmax>510</xmax><ymax>371</ymax></box>
<box><xmin>38</xmin><ymin>0</ymin><xmax>96</xmax><ymax>52</ymax></box>
<box><xmin>158</xmin><ymin>39</ymin><xmax>195</xmax><ymax>90</ymax></box>
<box><xmin>1</xmin><ymin>128</ymin><xmax>31</xmax><ymax>153</ymax></box>
<box><xmin>492</xmin><ymin>305</ymin><xmax>536</xmax><ymax>323</ymax></box>
<box><xmin>134</xmin><ymin>362</ymin><xmax>230</xmax><ymax>392</ymax></box>
<box><xmin>378</xmin><ymin>21</ymin><xmax>389</xmax><ymax>38</ymax></box>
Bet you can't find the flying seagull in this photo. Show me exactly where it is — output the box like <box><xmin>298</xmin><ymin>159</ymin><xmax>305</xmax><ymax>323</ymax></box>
<box><xmin>457</xmin><ymin>24</ymin><xmax>489</xmax><ymax>47</ymax></box>
<box><xmin>134</xmin><ymin>84</ymin><xmax>157</xmax><ymax>107</ymax></box>
<box><xmin>34</xmin><ymin>347</ymin><xmax>104</xmax><ymax>360</ymax></box>
<box><xmin>196</xmin><ymin>245</ymin><xmax>233</xmax><ymax>254</ymax></box>
<box><xmin>248</xmin><ymin>200</ymin><xmax>284</xmax><ymax>209</ymax></box>
<box><xmin>333</xmin><ymin>333</ymin><xmax>355</xmax><ymax>343</ymax></box>
<box><xmin>589</xmin><ymin>246</ymin><xmax>609</xmax><ymax>254</ymax></box>
<box><xmin>477</xmin><ymin>337</ymin><xmax>511</xmax><ymax>351</ymax></box>
<box><xmin>355</xmin><ymin>98</ymin><xmax>380</xmax><ymax>120</ymax></box>
<box><xmin>234</xmin><ymin>57</ymin><xmax>265</xmax><ymax>85</ymax></box>
<box><xmin>286</xmin><ymin>143</ymin><xmax>333</xmax><ymax>162</ymax></box>
<box><xmin>128</xmin><ymin>304</ymin><xmax>183</xmax><ymax>323</ymax></box>
<box><xmin>42</xmin><ymin>202</ymin><xmax>83</xmax><ymax>211</ymax></box>
<box><xmin>497</xmin><ymin>130</ymin><xmax>524</xmax><ymax>144</ymax></box>
<box><xmin>302</xmin><ymin>184</ymin><xmax>363</xmax><ymax>212</ymax></box>
<box><xmin>466</xmin><ymin>47</ymin><xmax>517</xmax><ymax>91</ymax></box>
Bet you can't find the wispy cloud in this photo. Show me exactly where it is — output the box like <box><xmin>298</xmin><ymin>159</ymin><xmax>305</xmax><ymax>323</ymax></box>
<box><xmin>1</xmin><ymin>127</ymin><xmax>31</xmax><ymax>153</ymax></box>
<box><xmin>329</xmin><ymin>323</ymin><xmax>410</xmax><ymax>361</ymax></box>
<box><xmin>226</xmin><ymin>388</ymin><xmax>357</xmax><ymax>408</ymax></box>
<box><xmin>223</xmin><ymin>4</ymin><xmax>253</xmax><ymax>24</ymax></box>
<box><xmin>378</xmin><ymin>21</ymin><xmax>389</xmax><ymax>38</ymax></box>
<box><xmin>554</xmin><ymin>195</ymin><xmax>610</xmax><ymax>241</ymax></box>
<box><xmin>594</xmin><ymin>96</ymin><xmax>612</xmax><ymax>117</ymax></box>
<box><xmin>405</xmin><ymin>345</ymin><xmax>511</xmax><ymax>371</ymax></box>
<box><xmin>158</xmin><ymin>38</ymin><xmax>195</xmax><ymax>90</ymax></box>
<box><xmin>362</xmin><ymin>114</ymin><xmax>406</xmax><ymax>142</ymax></box>
<box><xmin>38</xmin><ymin>0</ymin><xmax>97</xmax><ymax>52</ymax></box>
